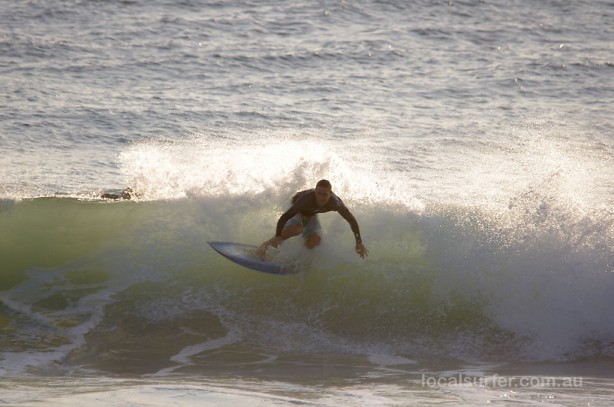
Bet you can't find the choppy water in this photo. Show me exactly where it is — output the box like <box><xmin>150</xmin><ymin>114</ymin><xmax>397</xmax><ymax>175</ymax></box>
<box><xmin>1</xmin><ymin>0</ymin><xmax>613</xmax><ymax>405</ymax></box>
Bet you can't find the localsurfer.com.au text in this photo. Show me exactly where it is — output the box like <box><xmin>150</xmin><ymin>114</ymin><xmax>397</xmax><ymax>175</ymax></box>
<box><xmin>421</xmin><ymin>374</ymin><xmax>583</xmax><ymax>389</ymax></box>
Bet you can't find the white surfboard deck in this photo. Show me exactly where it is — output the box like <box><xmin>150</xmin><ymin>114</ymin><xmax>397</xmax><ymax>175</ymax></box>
<box><xmin>208</xmin><ymin>241</ymin><xmax>297</xmax><ymax>275</ymax></box>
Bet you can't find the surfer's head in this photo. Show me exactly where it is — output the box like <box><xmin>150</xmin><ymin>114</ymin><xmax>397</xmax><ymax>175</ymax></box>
<box><xmin>315</xmin><ymin>179</ymin><xmax>332</xmax><ymax>206</ymax></box>
<box><xmin>316</xmin><ymin>179</ymin><xmax>332</xmax><ymax>190</ymax></box>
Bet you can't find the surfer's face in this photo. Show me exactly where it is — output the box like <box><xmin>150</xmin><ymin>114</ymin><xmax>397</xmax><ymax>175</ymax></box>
<box><xmin>315</xmin><ymin>186</ymin><xmax>331</xmax><ymax>207</ymax></box>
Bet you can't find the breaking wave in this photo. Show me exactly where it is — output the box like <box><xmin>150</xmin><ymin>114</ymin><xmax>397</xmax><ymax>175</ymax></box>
<box><xmin>1</xmin><ymin>167</ymin><xmax>613</xmax><ymax>375</ymax></box>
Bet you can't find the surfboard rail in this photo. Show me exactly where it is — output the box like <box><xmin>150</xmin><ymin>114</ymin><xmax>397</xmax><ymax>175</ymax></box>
<box><xmin>208</xmin><ymin>241</ymin><xmax>295</xmax><ymax>275</ymax></box>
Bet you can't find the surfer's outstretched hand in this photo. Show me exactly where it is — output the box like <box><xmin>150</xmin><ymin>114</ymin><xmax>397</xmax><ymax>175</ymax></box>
<box><xmin>254</xmin><ymin>243</ymin><xmax>268</xmax><ymax>260</ymax></box>
<box><xmin>269</xmin><ymin>236</ymin><xmax>283</xmax><ymax>248</ymax></box>
<box><xmin>255</xmin><ymin>236</ymin><xmax>283</xmax><ymax>260</ymax></box>
<box><xmin>356</xmin><ymin>243</ymin><xmax>369</xmax><ymax>258</ymax></box>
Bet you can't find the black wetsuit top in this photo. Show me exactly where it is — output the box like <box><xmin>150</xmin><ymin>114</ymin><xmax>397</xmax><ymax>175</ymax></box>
<box><xmin>275</xmin><ymin>189</ymin><xmax>363</xmax><ymax>244</ymax></box>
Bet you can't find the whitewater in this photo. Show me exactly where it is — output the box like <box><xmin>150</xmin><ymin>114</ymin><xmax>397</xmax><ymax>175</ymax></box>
<box><xmin>1</xmin><ymin>0</ymin><xmax>613</xmax><ymax>405</ymax></box>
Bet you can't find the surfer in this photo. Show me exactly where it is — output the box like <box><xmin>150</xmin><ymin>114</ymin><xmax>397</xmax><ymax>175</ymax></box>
<box><xmin>257</xmin><ymin>179</ymin><xmax>369</xmax><ymax>258</ymax></box>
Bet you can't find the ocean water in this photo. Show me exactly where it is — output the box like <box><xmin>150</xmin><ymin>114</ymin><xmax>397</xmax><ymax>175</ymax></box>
<box><xmin>1</xmin><ymin>0</ymin><xmax>613</xmax><ymax>405</ymax></box>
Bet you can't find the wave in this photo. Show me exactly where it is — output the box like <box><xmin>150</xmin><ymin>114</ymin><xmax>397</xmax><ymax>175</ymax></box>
<box><xmin>1</xmin><ymin>177</ymin><xmax>613</xmax><ymax>375</ymax></box>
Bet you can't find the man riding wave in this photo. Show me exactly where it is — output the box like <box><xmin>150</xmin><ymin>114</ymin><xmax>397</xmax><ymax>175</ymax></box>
<box><xmin>257</xmin><ymin>179</ymin><xmax>368</xmax><ymax>259</ymax></box>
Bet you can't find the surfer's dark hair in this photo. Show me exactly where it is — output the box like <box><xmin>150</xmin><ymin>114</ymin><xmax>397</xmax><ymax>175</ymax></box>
<box><xmin>316</xmin><ymin>179</ymin><xmax>332</xmax><ymax>190</ymax></box>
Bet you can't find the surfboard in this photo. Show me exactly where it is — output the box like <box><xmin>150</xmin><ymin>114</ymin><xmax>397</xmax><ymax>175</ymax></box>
<box><xmin>208</xmin><ymin>241</ymin><xmax>294</xmax><ymax>275</ymax></box>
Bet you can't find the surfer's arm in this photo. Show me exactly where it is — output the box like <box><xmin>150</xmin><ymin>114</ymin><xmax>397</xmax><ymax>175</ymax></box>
<box><xmin>338</xmin><ymin>206</ymin><xmax>368</xmax><ymax>258</ymax></box>
<box><xmin>256</xmin><ymin>208</ymin><xmax>298</xmax><ymax>255</ymax></box>
<box><xmin>257</xmin><ymin>202</ymin><xmax>302</xmax><ymax>258</ymax></box>
<box><xmin>338</xmin><ymin>206</ymin><xmax>362</xmax><ymax>244</ymax></box>
<box><xmin>275</xmin><ymin>193</ymin><xmax>313</xmax><ymax>237</ymax></box>
<box><xmin>256</xmin><ymin>210</ymin><xmax>292</xmax><ymax>257</ymax></box>
<box><xmin>275</xmin><ymin>207</ymin><xmax>299</xmax><ymax>237</ymax></box>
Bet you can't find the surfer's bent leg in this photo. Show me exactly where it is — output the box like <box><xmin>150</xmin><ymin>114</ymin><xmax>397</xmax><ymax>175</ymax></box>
<box><xmin>303</xmin><ymin>215</ymin><xmax>322</xmax><ymax>249</ymax></box>
<box><xmin>281</xmin><ymin>213</ymin><xmax>304</xmax><ymax>239</ymax></box>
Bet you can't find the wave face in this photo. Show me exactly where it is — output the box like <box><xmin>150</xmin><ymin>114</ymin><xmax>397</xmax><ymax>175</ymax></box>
<box><xmin>1</xmin><ymin>173</ymin><xmax>613</xmax><ymax>375</ymax></box>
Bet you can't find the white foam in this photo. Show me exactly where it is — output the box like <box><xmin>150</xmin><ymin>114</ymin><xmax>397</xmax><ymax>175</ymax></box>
<box><xmin>153</xmin><ymin>330</ymin><xmax>242</xmax><ymax>376</ymax></box>
<box><xmin>367</xmin><ymin>353</ymin><xmax>417</xmax><ymax>367</ymax></box>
